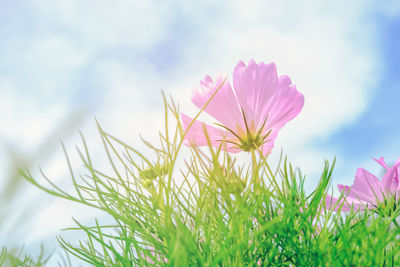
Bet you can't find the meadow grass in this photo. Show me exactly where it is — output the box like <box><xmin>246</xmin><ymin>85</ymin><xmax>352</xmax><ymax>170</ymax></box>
<box><xmin>9</xmin><ymin>93</ymin><xmax>400</xmax><ymax>266</ymax></box>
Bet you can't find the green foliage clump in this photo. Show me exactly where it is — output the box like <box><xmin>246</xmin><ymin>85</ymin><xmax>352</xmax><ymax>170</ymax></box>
<box><xmin>0</xmin><ymin>246</ymin><xmax>50</xmax><ymax>267</ymax></box>
<box><xmin>23</xmin><ymin>94</ymin><xmax>400</xmax><ymax>266</ymax></box>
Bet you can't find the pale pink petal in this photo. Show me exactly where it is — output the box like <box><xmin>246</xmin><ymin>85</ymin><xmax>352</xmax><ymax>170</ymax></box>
<box><xmin>232</xmin><ymin>60</ymin><xmax>257</xmax><ymax>125</ymax></box>
<box><xmin>232</xmin><ymin>60</ymin><xmax>251</xmax><ymax>115</ymax></box>
<box><xmin>337</xmin><ymin>184</ymin><xmax>378</xmax><ymax>205</ymax></box>
<box><xmin>381</xmin><ymin>161</ymin><xmax>400</xmax><ymax>195</ymax></box>
<box><xmin>351</xmin><ymin>168</ymin><xmax>384</xmax><ymax>203</ymax></box>
<box><xmin>325</xmin><ymin>195</ymin><xmax>368</xmax><ymax>212</ymax></box>
<box><xmin>181</xmin><ymin>113</ymin><xmax>224</xmax><ymax>146</ymax></box>
<box><xmin>373</xmin><ymin>157</ymin><xmax>390</xmax><ymax>170</ymax></box>
<box><xmin>395</xmin><ymin>159</ymin><xmax>400</xmax><ymax>193</ymax></box>
<box><xmin>260</xmin><ymin>75</ymin><xmax>293</xmax><ymax>121</ymax></box>
<box><xmin>337</xmin><ymin>184</ymin><xmax>359</xmax><ymax>199</ymax></box>
<box><xmin>277</xmin><ymin>74</ymin><xmax>292</xmax><ymax>88</ymax></box>
<box><xmin>191</xmin><ymin>74</ymin><xmax>244</xmax><ymax>132</ymax></box>
<box><xmin>181</xmin><ymin>113</ymin><xmax>240</xmax><ymax>153</ymax></box>
<box><xmin>262</xmin><ymin>82</ymin><xmax>304</xmax><ymax>133</ymax></box>
<box><xmin>252</xmin><ymin>61</ymin><xmax>279</xmax><ymax>123</ymax></box>
<box><xmin>232</xmin><ymin>60</ymin><xmax>279</xmax><ymax>127</ymax></box>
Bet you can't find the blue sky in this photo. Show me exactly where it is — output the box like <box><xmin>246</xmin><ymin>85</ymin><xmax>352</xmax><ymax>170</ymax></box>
<box><xmin>0</xmin><ymin>0</ymin><xmax>399</xmax><ymax>263</ymax></box>
<box><xmin>321</xmin><ymin>13</ymin><xmax>400</xmax><ymax>177</ymax></box>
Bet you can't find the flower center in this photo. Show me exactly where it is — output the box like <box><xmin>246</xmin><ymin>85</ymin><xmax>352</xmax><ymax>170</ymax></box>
<box><xmin>216</xmin><ymin>110</ymin><xmax>272</xmax><ymax>152</ymax></box>
<box><xmin>238</xmin><ymin>130</ymin><xmax>265</xmax><ymax>152</ymax></box>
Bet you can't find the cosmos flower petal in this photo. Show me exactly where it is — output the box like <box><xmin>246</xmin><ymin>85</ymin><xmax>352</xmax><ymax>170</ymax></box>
<box><xmin>373</xmin><ymin>157</ymin><xmax>390</xmax><ymax>170</ymax></box>
<box><xmin>339</xmin><ymin>184</ymin><xmax>381</xmax><ymax>206</ymax></box>
<box><xmin>277</xmin><ymin>74</ymin><xmax>292</xmax><ymax>88</ymax></box>
<box><xmin>233</xmin><ymin>60</ymin><xmax>279</xmax><ymax>127</ymax></box>
<box><xmin>191</xmin><ymin>74</ymin><xmax>244</xmax><ymax>131</ymax></box>
<box><xmin>263</xmin><ymin>83</ymin><xmax>304</xmax><ymax>132</ymax></box>
<box><xmin>351</xmin><ymin>168</ymin><xmax>383</xmax><ymax>202</ymax></box>
<box><xmin>381</xmin><ymin>161</ymin><xmax>400</xmax><ymax>194</ymax></box>
<box><xmin>252</xmin><ymin>62</ymin><xmax>279</xmax><ymax>122</ymax></box>
<box><xmin>325</xmin><ymin>195</ymin><xmax>368</xmax><ymax>212</ymax></box>
<box><xmin>337</xmin><ymin>184</ymin><xmax>373</xmax><ymax>203</ymax></box>
<box><xmin>232</xmin><ymin>60</ymin><xmax>252</xmax><ymax>119</ymax></box>
<box><xmin>181</xmin><ymin>113</ymin><xmax>239</xmax><ymax>153</ymax></box>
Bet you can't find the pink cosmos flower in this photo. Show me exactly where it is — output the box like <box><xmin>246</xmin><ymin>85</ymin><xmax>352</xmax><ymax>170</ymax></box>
<box><xmin>326</xmin><ymin>157</ymin><xmax>400</xmax><ymax>211</ymax></box>
<box><xmin>181</xmin><ymin>59</ymin><xmax>304</xmax><ymax>155</ymax></box>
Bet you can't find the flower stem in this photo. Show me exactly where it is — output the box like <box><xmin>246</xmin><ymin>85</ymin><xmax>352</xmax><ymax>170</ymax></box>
<box><xmin>251</xmin><ymin>149</ymin><xmax>260</xmax><ymax>188</ymax></box>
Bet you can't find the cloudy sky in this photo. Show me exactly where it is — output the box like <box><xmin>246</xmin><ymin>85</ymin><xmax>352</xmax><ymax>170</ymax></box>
<box><xmin>0</xmin><ymin>0</ymin><xmax>399</xmax><ymax>262</ymax></box>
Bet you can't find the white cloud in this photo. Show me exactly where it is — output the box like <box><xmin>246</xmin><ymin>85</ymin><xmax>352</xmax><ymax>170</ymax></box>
<box><xmin>0</xmin><ymin>79</ymin><xmax>67</xmax><ymax>151</ymax></box>
<box><xmin>31</xmin><ymin>0</ymin><xmax>174</xmax><ymax>50</ymax></box>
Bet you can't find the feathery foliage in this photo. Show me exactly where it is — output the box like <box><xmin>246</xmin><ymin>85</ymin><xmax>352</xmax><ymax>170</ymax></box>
<box><xmin>23</xmin><ymin>93</ymin><xmax>400</xmax><ymax>266</ymax></box>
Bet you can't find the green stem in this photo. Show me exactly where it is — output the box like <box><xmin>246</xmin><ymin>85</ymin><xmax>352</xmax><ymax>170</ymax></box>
<box><xmin>251</xmin><ymin>149</ymin><xmax>260</xmax><ymax>187</ymax></box>
<box><xmin>166</xmin><ymin>77</ymin><xmax>227</xmax><ymax>205</ymax></box>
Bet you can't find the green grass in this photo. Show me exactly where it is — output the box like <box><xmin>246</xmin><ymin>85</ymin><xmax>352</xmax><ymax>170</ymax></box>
<box><xmin>20</xmin><ymin>93</ymin><xmax>400</xmax><ymax>266</ymax></box>
<box><xmin>0</xmin><ymin>246</ymin><xmax>50</xmax><ymax>267</ymax></box>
